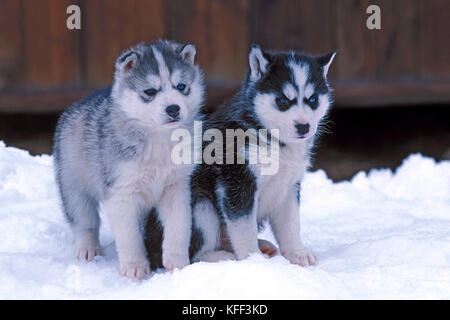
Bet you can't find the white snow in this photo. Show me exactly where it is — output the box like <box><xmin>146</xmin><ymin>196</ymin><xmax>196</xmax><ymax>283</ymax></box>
<box><xmin>0</xmin><ymin>140</ymin><xmax>449</xmax><ymax>299</ymax></box>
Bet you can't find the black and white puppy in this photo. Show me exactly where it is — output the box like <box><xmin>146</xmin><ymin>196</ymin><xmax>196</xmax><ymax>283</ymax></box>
<box><xmin>146</xmin><ymin>45</ymin><xmax>336</xmax><ymax>267</ymax></box>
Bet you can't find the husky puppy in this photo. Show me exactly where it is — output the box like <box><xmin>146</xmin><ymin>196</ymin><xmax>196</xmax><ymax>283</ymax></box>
<box><xmin>186</xmin><ymin>45</ymin><xmax>336</xmax><ymax>265</ymax></box>
<box><xmin>53</xmin><ymin>40</ymin><xmax>204</xmax><ymax>279</ymax></box>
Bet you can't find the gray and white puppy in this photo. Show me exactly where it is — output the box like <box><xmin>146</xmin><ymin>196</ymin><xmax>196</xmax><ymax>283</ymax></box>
<box><xmin>188</xmin><ymin>45</ymin><xmax>336</xmax><ymax>265</ymax></box>
<box><xmin>53</xmin><ymin>40</ymin><xmax>204</xmax><ymax>279</ymax></box>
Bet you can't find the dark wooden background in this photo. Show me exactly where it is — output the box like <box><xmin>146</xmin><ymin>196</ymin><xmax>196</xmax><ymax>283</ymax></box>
<box><xmin>0</xmin><ymin>0</ymin><xmax>449</xmax><ymax>113</ymax></box>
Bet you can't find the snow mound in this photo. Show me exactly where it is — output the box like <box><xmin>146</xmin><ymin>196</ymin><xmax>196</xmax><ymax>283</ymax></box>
<box><xmin>0</xmin><ymin>141</ymin><xmax>449</xmax><ymax>299</ymax></box>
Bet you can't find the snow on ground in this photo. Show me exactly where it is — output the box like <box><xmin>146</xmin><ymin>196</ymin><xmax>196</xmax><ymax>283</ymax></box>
<box><xmin>0</xmin><ymin>140</ymin><xmax>449</xmax><ymax>299</ymax></box>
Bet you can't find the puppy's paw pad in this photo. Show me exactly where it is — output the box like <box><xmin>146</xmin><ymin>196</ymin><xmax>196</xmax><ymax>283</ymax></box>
<box><xmin>119</xmin><ymin>261</ymin><xmax>150</xmax><ymax>279</ymax></box>
<box><xmin>258</xmin><ymin>239</ymin><xmax>279</xmax><ymax>258</ymax></box>
<box><xmin>283</xmin><ymin>248</ymin><xmax>316</xmax><ymax>267</ymax></box>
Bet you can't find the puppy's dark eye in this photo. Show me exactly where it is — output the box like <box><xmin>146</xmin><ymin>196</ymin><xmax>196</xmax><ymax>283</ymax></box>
<box><xmin>177</xmin><ymin>83</ymin><xmax>186</xmax><ymax>91</ymax></box>
<box><xmin>144</xmin><ymin>88</ymin><xmax>157</xmax><ymax>96</ymax></box>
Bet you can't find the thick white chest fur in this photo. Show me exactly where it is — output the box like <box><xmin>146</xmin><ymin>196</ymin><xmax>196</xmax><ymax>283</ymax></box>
<box><xmin>106</xmin><ymin>136</ymin><xmax>193</xmax><ymax>211</ymax></box>
<box><xmin>256</xmin><ymin>142</ymin><xmax>310</xmax><ymax>221</ymax></box>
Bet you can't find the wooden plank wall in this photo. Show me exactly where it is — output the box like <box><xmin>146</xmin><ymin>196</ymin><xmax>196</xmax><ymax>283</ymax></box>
<box><xmin>0</xmin><ymin>0</ymin><xmax>449</xmax><ymax>112</ymax></box>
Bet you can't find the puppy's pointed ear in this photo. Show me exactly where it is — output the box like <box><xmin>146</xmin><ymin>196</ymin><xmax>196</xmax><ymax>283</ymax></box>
<box><xmin>116</xmin><ymin>50</ymin><xmax>139</xmax><ymax>73</ymax></box>
<box><xmin>249</xmin><ymin>44</ymin><xmax>269</xmax><ymax>81</ymax></box>
<box><xmin>317</xmin><ymin>50</ymin><xmax>337</xmax><ymax>76</ymax></box>
<box><xmin>180</xmin><ymin>44</ymin><xmax>196</xmax><ymax>64</ymax></box>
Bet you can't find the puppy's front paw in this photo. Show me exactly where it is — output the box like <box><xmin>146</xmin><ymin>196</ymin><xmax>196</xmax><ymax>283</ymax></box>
<box><xmin>119</xmin><ymin>261</ymin><xmax>150</xmax><ymax>279</ymax></box>
<box><xmin>163</xmin><ymin>253</ymin><xmax>189</xmax><ymax>271</ymax></box>
<box><xmin>282</xmin><ymin>247</ymin><xmax>316</xmax><ymax>267</ymax></box>
<box><xmin>75</xmin><ymin>244</ymin><xmax>100</xmax><ymax>262</ymax></box>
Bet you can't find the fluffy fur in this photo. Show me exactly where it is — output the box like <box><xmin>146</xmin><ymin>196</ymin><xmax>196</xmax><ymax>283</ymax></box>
<box><xmin>53</xmin><ymin>40</ymin><xmax>205</xmax><ymax>279</ymax></box>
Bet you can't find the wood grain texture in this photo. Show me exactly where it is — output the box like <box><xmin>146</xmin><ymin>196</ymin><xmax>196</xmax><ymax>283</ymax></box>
<box><xmin>20</xmin><ymin>0</ymin><xmax>81</xmax><ymax>89</ymax></box>
<box><xmin>165</xmin><ymin>0</ymin><xmax>249</xmax><ymax>85</ymax></box>
<box><xmin>0</xmin><ymin>0</ymin><xmax>23</xmax><ymax>90</ymax></box>
<box><xmin>418</xmin><ymin>0</ymin><xmax>450</xmax><ymax>77</ymax></box>
<box><xmin>372</xmin><ymin>0</ymin><xmax>420</xmax><ymax>78</ymax></box>
<box><xmin>249</xmin><ymin>0</ymin><xmax>335</xmax><ymax>53</ymax></box>
<box><xmin>335</xmin><ymin>0</ymin><xmax>377</xmax><ymax>79</ymax></box>
<box><xmin>83</xmin><ymin>0</ymin><xmax>165</xmax><ymax>87</ymax></box>
<box><xmin>1</xmin><ymin>0</ymin><xmax>450</xmax><ymax>111</ymax></box>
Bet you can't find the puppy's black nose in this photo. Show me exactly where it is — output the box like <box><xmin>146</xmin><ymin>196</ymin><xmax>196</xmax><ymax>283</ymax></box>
<box><xmin>295</xmin><ymin>123</ymin><xmax>310</xmax><ymax>136</ymax></box>
<box><xmin>166</xmin><ymin>105</ymin><xmax>180</xmax><ymax>118</ymax></box>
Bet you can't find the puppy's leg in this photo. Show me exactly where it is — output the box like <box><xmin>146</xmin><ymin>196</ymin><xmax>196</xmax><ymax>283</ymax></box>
<box><xmin>103</xmin><ymin>197</ymin><xmax>149</xmax><ymax>279</ymax></box>
<box><xmin>60</xmin><ymin>184</ymin><xmax>100</xmax><ymax>261</ymax></box>
<box><xmin>269</xmin><ymin>189</ymin><xmax>316</xmax><ymax>266</ymax></box>
<box><xmin>224</xmin><ymin>212</ymin><xmax>259</xmax><ymax>260</ymax></box>
<box><xmin>191</xmin><ymin>200</ymin><xmax>232</xmax><ymax>262</ymax></box>
<box><xmin>157</xmin><ymin>181</ymin><xmax>192</xmax><ymax>271</ymax></box>
<box><xmin>217</xmin><ymin>168</ymin><xmax>260</xmax><ymax>260</ymax></box>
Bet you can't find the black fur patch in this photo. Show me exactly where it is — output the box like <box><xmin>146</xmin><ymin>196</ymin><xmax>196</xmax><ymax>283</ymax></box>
<box><xmin>295</xmin><ymin>181</ymin><xmax>301</xmax><ymax>204</ymax></box>
<box><xmin>144</xmin><ymin>208</ymin><xmax>164</xmax><ymax>270</ymax></box>
<box><xmin>220</xmin><ymin>165</ymin><xmax>257</xmax><ymax>220</ymax></box>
